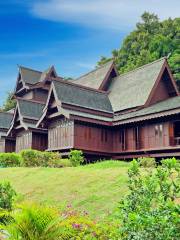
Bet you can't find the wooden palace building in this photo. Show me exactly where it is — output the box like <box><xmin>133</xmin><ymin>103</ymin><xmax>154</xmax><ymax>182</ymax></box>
<box><xmin>0</xmin><ymin>57</ymin><xmax>180</xmax><ymax>159</ymax></box>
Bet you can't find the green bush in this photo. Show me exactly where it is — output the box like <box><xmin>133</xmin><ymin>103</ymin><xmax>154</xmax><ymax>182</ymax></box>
<box><xmin>119</xmin><ymin>158</ymin><xmax>180</xmax><ymax>240</ymax></box>
<box><xmin>69</xmin><ymin>150</ymin><xmax>84</xmax><ymax>167</ymax></box>
<box><xmin>0</xmin><ymin>153</ymin><xmax>21</xmax><ymax>167</ymax></box>
<box><xmin>42</xmin><ymin>151</ymin><xmax>66</xmax><ymax>168</ymax></box>
<box><xmin>20</xmin><ymin>149</ymin><xmax>42</xmax><ymax>167</ymax></box>
<box><xmin>47</xmin><ymin>158</ymin><xmax>72</xmax><ymax>168</ymax></box>
<box><xmin>0</xmin><ymin>181</ymin><xmax>16</xmax><ymax>210</ymax></box>
<box><xmin>137</xmin><ymin>157</ymin><xmax>156</xmax><ymax>168</ymax></box>
<box><xmin>20</xmin><ymin>149</ymin><xmax>63</xmax><ymax>168</ymax></box>
<box><xmin>1</xmin><ymin>203</ymin><xmax>62</xmax><ymax>240</ymax></box>
<box><xmin>1</xmin><ymin>203</ymin><xmax>119</xmax><ymax>239</ymax></box>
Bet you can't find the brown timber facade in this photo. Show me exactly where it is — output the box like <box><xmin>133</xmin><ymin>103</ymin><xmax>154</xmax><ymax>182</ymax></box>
<box><xmin>0</xmin><ymin>57</ymin><xmax>179</xmax><ymax>159</ymax></box>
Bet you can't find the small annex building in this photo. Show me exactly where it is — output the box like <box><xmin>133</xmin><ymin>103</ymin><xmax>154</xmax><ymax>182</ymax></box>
<box><xmin>0</xmin><ymin>57</ymin><xmax>180</xmax><ymax>159</ymax></box>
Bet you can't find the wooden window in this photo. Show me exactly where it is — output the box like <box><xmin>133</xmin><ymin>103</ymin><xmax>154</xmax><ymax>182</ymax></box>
<box><xmin>155</xmin><ymin>124</ymin><xmax>163</xmax><ymax>136</ymax></box>
<box><xmin>119</xmin><ymin>129</ymin><xmax>126</xmax><ymax>150</ymax></box>
<box><xmin>155</xmin><ymin>125</ymin><xmax>159</xmax><ymax>136</ymax></box>
<box><xmin>159</xmin><ymin>124</ymin><xmax>163</xmax><ymax>138</ymax></box>
<box><xmin>134</xmin><ymin>127</ymin><xmax>139</xmax><ymax>149</ymax></box>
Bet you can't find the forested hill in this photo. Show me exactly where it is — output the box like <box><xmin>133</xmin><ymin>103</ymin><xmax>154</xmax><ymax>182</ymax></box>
<box><xmin>97</xmin><ymin>12</ymin><xmax>180</xmax><ymax>88</ymax></box>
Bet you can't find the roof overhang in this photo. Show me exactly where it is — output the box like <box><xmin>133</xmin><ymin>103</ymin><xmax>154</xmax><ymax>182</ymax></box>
<box><xmin>113</xmin><ymin>108</ymin><xmax>180</xmax><ymax>126</ymax></box>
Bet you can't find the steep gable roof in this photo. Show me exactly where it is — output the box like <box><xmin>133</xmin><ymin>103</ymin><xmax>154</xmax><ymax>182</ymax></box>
<box><xmin>0</xmin><ymin>112</ymin><xmax>13</xmax><ymax>129</ymax></box>
<box><xmin>18</xmin><ymin>65</ymin><xmax>59</xmax><ymax>86</ymax></box>
<box><xmin>108</xmin><ymin>58</ymin><xmax>167</xmax><ymax>112</ymax></box>
<box><xmin>7</xmin><ymin>99</ymin><xmax>45</xmax><ymax>136</ymax></box>
<box><xmin>53</xmin><ymin>80</ymin><xmax>113</xmax><ymax>113</ymax></box>
<box><xmin>73</xmin><ymin>61</ymin><xmax>117</xmax><ymax>90</ymax></box>
<box><xmin>19</xmin><ymin>66</ymin><xmax>42</xmax><ymax>85</ymax></box>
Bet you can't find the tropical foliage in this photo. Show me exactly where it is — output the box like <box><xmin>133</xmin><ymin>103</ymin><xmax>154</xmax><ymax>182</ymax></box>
<box><xmin>0</xmin><ymin>181</ymin><xmax>16</xmax><ymax>211</ymax></box>
<box><xmin>0</xmin><ymin>92</ymin><xmax>16</xmax><ymax>112</ymax></box>
<box><xmin>119</xmin><ymin>158</ymin><xmax>180</xmax><ymax>239</ymax></box>
<box><xmin>98</xmin><ymin>12</ymin><xmax>180</xmax><ymax>88</ymax></box>
<box><xmin>68</xmin><ymin>149</ymin><xmax>84</xmax><ymax>167</ymax></box>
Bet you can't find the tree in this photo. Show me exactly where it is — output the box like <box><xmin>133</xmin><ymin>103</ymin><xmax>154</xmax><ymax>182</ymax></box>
<box><xmin>1</xmin><ymin>92</ymin><xmax>16</xmax><ymax>112</ymax></box>
<box><xmin>97</xmin><ymin>12</ymin><xmax>180</xmax><ymax>88</ymax></box>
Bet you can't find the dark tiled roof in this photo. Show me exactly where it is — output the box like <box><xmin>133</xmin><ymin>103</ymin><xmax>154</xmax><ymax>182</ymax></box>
<box><xmin>108</xmin><ymin>58</ymin><xmax>166</xmax><ymax>112</ymax></box>
<box><xmin>0</xmin><ymin>112</ymin><xmax>13</xmax><ymax>129</ymax></box>
<box><xmin>114</xmin><ymin>96</ymin><xmax>180</xmax><ymax>123</ymax></box>
<box><xmin>18</xmin><ymin>99</ymin><xmax>45</xmax><ymax>120</ymax></box>
<box><xmin>72</xmin><ymin>61</ymin><xmax>114</xmax><ymax>89</ymax></box>
<box><xmin>19</xmin><ymin>66</ymin><xmax>42</xmax><ymax>85</ymax></box>
<box><xmin>19</xmin><ymin>66</ymin><xmax>57</xmax><ymax>85</ymax></box>
<box><xmin>53</xmin><ymin>80</ymin><xmax>113</xmax><ymax>113</ymax></box>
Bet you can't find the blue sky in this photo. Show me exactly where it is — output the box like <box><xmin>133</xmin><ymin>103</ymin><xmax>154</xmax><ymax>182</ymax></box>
<box><xmin>0</xmin><ymin>0</ymin><xmax>179</xmax><ymax>105</ymax></box>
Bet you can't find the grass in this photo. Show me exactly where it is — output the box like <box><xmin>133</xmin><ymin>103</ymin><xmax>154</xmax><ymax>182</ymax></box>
<box><xmin>0</xmin><ymin>160</ymin><xmax>130</xmax><ymax>219</ymax></box>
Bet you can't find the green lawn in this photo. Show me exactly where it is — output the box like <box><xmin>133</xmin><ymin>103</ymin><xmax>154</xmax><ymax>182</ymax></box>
<box><xmin>0</xmin><ymin>161</ymin><xmax>130</xmax><ymax>219</ymax></box>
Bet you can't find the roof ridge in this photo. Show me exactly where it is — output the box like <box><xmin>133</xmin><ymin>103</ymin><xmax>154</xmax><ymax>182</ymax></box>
<box><xmin>115</xmin><ymin>57</ymin><xmax>166</xmax><ymax>79</ymax></box>
<box><xmin>18</xmin><ymin>65</ymin><xmax>42</xmax><ymax>74</ymax></box>
<box><xmin>74</xmin><ymin>60</ymin><xmax>114</xmax><ymax>81</ymax></box>
<box><xmin>52</xmin><ymin>78</ymin><xmax>108</xmax><ymax>95</ymax></box>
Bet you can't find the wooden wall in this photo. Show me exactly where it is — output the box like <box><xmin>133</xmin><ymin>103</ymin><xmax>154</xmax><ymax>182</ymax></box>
<box><xmin>48</xmin><ymin>119</ymin><xmax>74</xmax><ymax>150</ymax></box>
<box><xmin>0</xmin><ymin>139</ymin><xmax>5</xmax><ymax>152</ymax></box>
<box><xmin>16</xmin><ymin>131</ymin><xmax>32</xmax><ymax>152</ymax></box>
<box><xmin>32</xmin><ymin>132</ymin><xmax>48</xmax><ymax>151</ymax></box>
<box><xmin>5</xmin><ymin>139</ymin><xmax>16</xmax><ymax>153</ymax></box>
<box><xmin>149</xmin><ymin>78</ymin><xmax>169</xmax><ymax>105</ymax></box>
<box><xmin>33</xmin><ymin>89</ymin><xmax>48</xmax><ymax>102</ymax></box>
<box><xmin>22</xmin><ymin>89</ymin><xmax>47</xmax><ymax>102</ymax></box>
<box><xmin>74</xmin><ymin>122</ymin><xmax>113</xmax><ymax>153</ymax></box>
<box><xmin>113</xmin><ymin>121</ymin><xmax>171</xmax><ymax>153</ymax></box>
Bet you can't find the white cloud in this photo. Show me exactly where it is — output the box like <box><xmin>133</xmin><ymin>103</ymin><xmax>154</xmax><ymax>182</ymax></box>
<box><xmin>31</xmin><ymin>0</ymin><xmax>180</xmax><ymax>30</ymax></box>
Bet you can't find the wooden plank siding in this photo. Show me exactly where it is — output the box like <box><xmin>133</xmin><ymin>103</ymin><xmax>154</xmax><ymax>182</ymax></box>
<box><xmin>5</xmin><ymin>139</ymin><xmax>16</xmax><ymax>153</ymax></box>
<box><xmin>0</xmin><ymin>139</ymin><xmax>5</xmax><ymax>152</ymax></box>
<box><xmin>74</xmin><ymin>122</ymin><xmax>113</xmax><ymax>153</ymax></box>
<box><xmin>16</xmin><ymin>131</ymin><xmax>32</xmax><ymax>152</ymax></box>
<box><xmin>48</xmin><ymin>119</ymin><xmax>74</xmax><ymax>150</ymax></box>
<box><xmin>113</xmin><ymin>121</ymin><xmax>175</xmax><ymax>154</ymax></box>
<box><xmin>32</xmin><ymin>132</ymin><xmax>48</xmax><ymax>151</ymax></box>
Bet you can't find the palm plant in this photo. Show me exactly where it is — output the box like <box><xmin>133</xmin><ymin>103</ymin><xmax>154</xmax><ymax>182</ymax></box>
<box><xmin>1</xmin><ymin>203</ymin><xmax>63</xmax><ymax>240</ymax></box>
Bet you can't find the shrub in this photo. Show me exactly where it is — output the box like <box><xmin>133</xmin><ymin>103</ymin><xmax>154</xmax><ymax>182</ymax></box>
<box><xmin>1</xmin><ymin>203</ymin><xmax>62</xmax><ymax>240</ymax></box>
<box><xmin>119</xmin><ymin>158</ymin><xmax>180</xmax><ymax>240</ymax></box>
<box><xmin>137</xmin><ymin>157</ymin><xmax>156</xmax><ymax>168</ymax></box>
<box><xmin>69</xmin><ymin>150</ymin><xmax>84</xmax><ymax>167</ymax></box>
<box><xmin>0</xmin><ymin>153</ymin><xmax>21</xmax><ymax>167</ymax></box>
<box><xmin>42</xmin><ymin>151</ymin><xmax>68</xmax><ymax>168</ymax></box>
<box><xmin>1</xmin><ymin>203</ymin><xmax>119</xmax><ymax>239</ymax></box>
<box><xmin>58</xmin><ymin>207</ymin><xmax>120</xmax><ymax>239</ymax></box>
<box><xmin>20</xmin><ymin>149</ymin><xmax>42</xmax><ymax>167</ymax></box>
<box><xmin>0</xmin><ymin>181</ymin><xmax>16</xmax><ymax>210</ymax></box>
<box><xmin>47</xmin><ymin>158</ymin><xmax>72</xmax><ymax>168</ymax></box>
<box><xmin>20</xmin><ymin>149</ymin><xmax>62</xmax><ymax>167</ymax></box>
